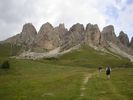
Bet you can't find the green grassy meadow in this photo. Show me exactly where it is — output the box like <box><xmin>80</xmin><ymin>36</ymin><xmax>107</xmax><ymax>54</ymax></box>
<box><xmin>0</xmin><ymin>44</ymin><xmax>133</xmax><ymax>100</ymax></box>
<box><xmin>82</xmin><ymin>68</ymin><xmax>133</xmax><ymax>100</ymax></box>
<box><xmin>41</xmin><ymin>46</ymin><xmax>132</xmax><ymax>68</ymax></box>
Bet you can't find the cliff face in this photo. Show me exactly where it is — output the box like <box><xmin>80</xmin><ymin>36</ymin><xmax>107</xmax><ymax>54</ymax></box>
<box><xmin>33</xmin><ymin>23</ymin><xmax>68</xmax><ymax>52</ymax></box>
<box><xmin>2</xmin><ymin>22</ymin><xmax>133</xmax><ymax>58</ymax></box>
<box><xmin>100</xmin><ymin>25</ymin><xmax>118</xmax><ymax>46</ymax></box>
<box><xmin>61</xmin><ymin>23</ymin><xmax>85</xmax><ymax>50</ymax></box>
<box><xmin>33</xmin><ymin>22</ymin><xmax>54</xmax><ymax>51</ymax></box>
<box><xmin>84</xmin><ymin>23</ymin><xmax>101</xmax><ymax>46</ymax></box>
<box><xmin>4</xmin><ymin>23</ymin><xmax>37</xmax><ymax>48</ymax></box>
<box><xmin>118</xmin><ymin>31</ymin><xmax>129</xmax><ymax>47</ymax></box>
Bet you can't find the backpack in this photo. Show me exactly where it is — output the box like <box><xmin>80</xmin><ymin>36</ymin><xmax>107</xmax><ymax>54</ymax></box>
<box><xmin>106</xmin><ymin>67</ymin><xmax>110</xmax><ymax>74</ymax></box>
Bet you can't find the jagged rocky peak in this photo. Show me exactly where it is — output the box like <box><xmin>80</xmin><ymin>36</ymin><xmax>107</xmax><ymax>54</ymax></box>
<box><xmin>86</xmin><ymin>23</ymin><xmax>99</xmax><ymax>31</ymax></box>
<box><xmin>58</xmin><ymin>23</ymin><xmax>65</xmax><ymax>29</ymax></box>
<box><xmin>4</xmin><ymin>23</ymin><xmax>37</xmax><ymax>45</ymax></box>
<box><xmin>55</xmin><ymin>23</ymin><xmax>67</xmax><ymax>33</ymax></box>
<box><xmin>61</xmin><ymin>23</ymin><xmax>85</xmax><ymax>50</ymax></box>
<box><xmin>118</xmin><ymin>31</ymin><xmax>129</xmax><ymax>47</ymax></box>
<box><xmin>50</xmin><ymin>23</ymin><xmax>68</xmax><ymax>47</ymax></box>
<box><xmin>38</xmin><ymin>22</ymin><xmax>53</xmax><ymax>34</ymax></box>
<box><xmin>33</xmin><ymin>23</ymin><xmax>68</xmax><ymax>52</ymax></box>
<box><xmin>130</xmin><ymin>37</ymin><xmax>133</xmax><ymax>49</ymax></box>
<box><xmin>69</xmin><ymin>23</ymin><xmax>84</xmax><ymax>33</ymax></box>
<box><xmin>54</xmin><ymin>23</ymin><xmax>68</xmax><ymax>36</ymax></box>
<box><xmin>101</xmin><ymin>25</ymin><xmax>117</xmax><ymax>44</ymax></box>
<box><xmin>19</xmin><ymin>23</ymin><xmax>37</xmax><ymax>44</ymax></box>
<box><xmin>33</xmin><ymin>22</ymin><xmax>54</xmax><ymax>52</ymax></box>
<box><xmin>21</xmin><ymin>23</ymin><xmax>37</xmax><ymax>35</ymax></box>
<box><xmin>85</xmin><ymin>23</ymin><xmax>101</xmax><ymax>45</ymax></box>
<box><xmin>102</xmin><ymin>25</ymin><xmax>114</xmax><ymax>32</ymax></box>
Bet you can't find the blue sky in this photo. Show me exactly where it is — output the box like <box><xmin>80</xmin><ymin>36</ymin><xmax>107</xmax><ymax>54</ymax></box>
<box><xmin>127</xmin><ymin>0</ymin><xmax>133</xmax><ymax>4</ymax></box>
<box><xmin>105</xmin><ymin>0</ymin><xmax>133</xmax><ymax>40</ymax></box>
<box><xmin>0</xmin><ymin>0</ymin><xmax>133</xmax><ymax>41</ymax></box>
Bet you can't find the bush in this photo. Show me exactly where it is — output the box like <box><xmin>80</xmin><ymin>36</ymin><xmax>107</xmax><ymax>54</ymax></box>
<box><xmin>1</xmin><ymin>60</ymin><xmax>10</xmax><ymax>69</ymax></box>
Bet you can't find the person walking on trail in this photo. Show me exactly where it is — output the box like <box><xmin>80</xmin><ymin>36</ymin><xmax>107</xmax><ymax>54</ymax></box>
<box><xmin>106</xmin><ymin>66</ymin><xmax>111</xmax><ymax>79</ymax></box>
<box><xmin>98</xmin><ymin>66</ymin><xmax>102</xmax><ymax>72</ymax></box>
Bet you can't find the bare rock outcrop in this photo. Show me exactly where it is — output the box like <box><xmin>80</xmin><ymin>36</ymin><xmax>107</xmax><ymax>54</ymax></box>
<box><xmin>19</xmin><ymin>23</ymin><xmax>37</xmax><ymax>45</ymax></box>
<box><xmin>61</xmin><ymin>23</ymin><xmax>84</xmax><ymax>50</ymax></box>
<box><xmin>100</xmin><ymin>25</ymin><xmax>118</xmax><ymax>45</ymax></box>
<box><xmin>33</xmin><ymin>23</ymin><xmax>67</xmax><ymax>52</ymax></box>
<box><xmin>68</xmin><ymin>23</ymin><xmax>84</xmax><ymax>43</ymax></box>
<box><xmin>33</xmin><ymin>22</ymin><xmax>54</xmax><ymax>51</ymax></box>
<box><xmin>4</xmin><ymin>34</ymin><xmax>20</xmax><ymax>44</ymax></box>
<box><xmin>5</xmin><ymin>23</ymin><xmax>37</xmax><ymax>46</ymax></box>
<box><xmin>85</xmin><ymin>23</ymin><xmax>101</xmax><ymax>46</ymax></box>
<box><xmin>118</xmin><ymin>31</ymin><xmax>129</xmax><ymax>47</ymax></box>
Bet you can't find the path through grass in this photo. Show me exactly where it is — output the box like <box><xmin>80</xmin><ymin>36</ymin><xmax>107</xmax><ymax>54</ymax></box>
<box><xmin>82</xmin><ymin>68</ymin><xmax>133</xmax><ymax>100</ymax></box>
<box><xmin>0</xmin><ymin>59</ymin><xmax>133</xmax><ymax>100</ymax></box>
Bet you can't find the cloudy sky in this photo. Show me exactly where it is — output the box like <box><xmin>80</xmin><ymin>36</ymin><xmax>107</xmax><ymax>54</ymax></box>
<box><xmin>0</xmin><ymin>0</ymin><xmax>133</xmax><ymax>41</ymax></box>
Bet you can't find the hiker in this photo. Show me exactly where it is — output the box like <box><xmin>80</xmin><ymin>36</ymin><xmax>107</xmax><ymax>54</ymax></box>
<box><xmin>106</xmin><ymin>66</ymin><xmax>111</xmax><ymax>79</ymax></box>
<box><xmin>98</xmin><ymin>66</ymin><xmax>102</xmax><ymax>72</ymax></box>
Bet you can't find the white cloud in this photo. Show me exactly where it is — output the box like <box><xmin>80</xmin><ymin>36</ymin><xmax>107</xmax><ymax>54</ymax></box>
<box><xmin>0</xmin><ymin>0</ymin><xmax>133</xmax><ymax>41</ymax></box>
<box><xmin>117</xmin><ymin>4</ymin><xmax>133</xmax><ymax>40</ymax></box>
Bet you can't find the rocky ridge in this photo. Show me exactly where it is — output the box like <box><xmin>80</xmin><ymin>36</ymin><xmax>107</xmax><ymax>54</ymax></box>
<box><xmin>2</xmin><ymin>22</ymin><xmax>133</xmax><ymax>61</ymax></box>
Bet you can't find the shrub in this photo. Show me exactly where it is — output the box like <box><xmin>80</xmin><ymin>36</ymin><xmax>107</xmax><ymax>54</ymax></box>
<box><xmin>1</xmin><ymin>60</ymin><xmax>10</xmax><ymax>69</ymax></box>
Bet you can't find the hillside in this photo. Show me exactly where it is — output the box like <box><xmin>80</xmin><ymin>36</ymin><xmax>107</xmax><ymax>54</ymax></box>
<box><xmin>0</xmin><ymin>53</ymin><xmax>133</xmax><ymax>100</ymax></box>
<box><xmin>0</xmin><ymin>39</ymin><xmax>133</xmax><ymax>100</ymax></box>
<box><xmin>0</xmin><ymin>43</ymin><xmax>11</xmax><ymax>57</ymax></box>
<box><xmin>41</xmin><ymin>46</ymin><xmax>132</xmax><ymax>68</ymax></box>
<box><xmin>0</xmin><ymin>43</ymin><xmax>21</xmax><ymax>63</ymax></box>
<box><xmin>0</xmin><ymin>42</ymin><xmax>132</xmax><ymax>68</ymax></box>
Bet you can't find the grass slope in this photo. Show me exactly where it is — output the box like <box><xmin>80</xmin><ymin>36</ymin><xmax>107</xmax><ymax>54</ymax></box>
<box><xmin>0</xmin><ymin>43</ymin><xmax>11</xmax><ymax>57</ymax></box>
<box><xmin>83</xmin><ymin>68</ymin><xmax>133</xmax><ymax>100</ymax></box>
<box><xmin>0</xmin><ymin>59</ymin><xmax>133</xmax><ymax>100</ymax></box>
<box><xmin>0</xmin><ymin>44</ymin><xmax>133</xmax><ymax>100</ymax></box>
<box><xmin>42</xmin><ymin>46</ymin><xmax>132</xmax><ymax>68</ymax></box>
<box><xmin>0</xmin><ymin>43</ymin><xmax>21</xmax><ymax>63</ymax></box>
<box><xmin>0</xmin><ymin>59</ymin><xmax>90</xmax><ymax>100</ymax></box>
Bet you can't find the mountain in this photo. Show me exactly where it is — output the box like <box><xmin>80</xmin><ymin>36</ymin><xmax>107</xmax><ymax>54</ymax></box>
<box><xmin>33</xmin><ymin>22</ymin><xmax>68</xmax><ymax>52</ymax></box>
<box><xmin>61</xmin><ymin>23</ymin><xmax>84</xmax><ymax>51</ymax></box>
<box><xmin>84</xmin><ymin>23</ymin><xmax>101</xmax><ymax>46</ymax></box>
<box><xmin>1</xmin><ymin>22</ymin><xmax>133</xmax><ymax>61</ymax></box>
<box><xmin>118</xmin><ymin>31</ymin><xmax>130</xmax><ymax>47</ymax></box>
<box><xmin>4</xmin><ymin>23</ymin><xmax>37</xmax><ymax>50</ymax></box>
